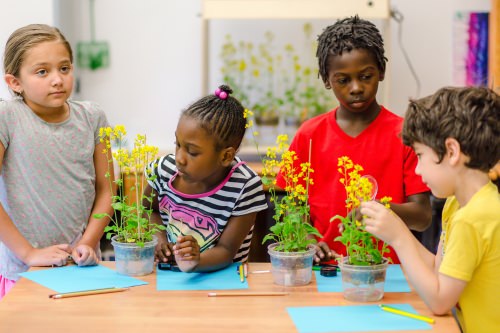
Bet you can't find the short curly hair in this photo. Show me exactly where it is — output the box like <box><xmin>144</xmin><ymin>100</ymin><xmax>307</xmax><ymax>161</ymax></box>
<box><xmin>403</xmin><ymin>86</ymin><xmax>500</xmax><ymax>172</ymax></box>
<box><xmin>316</xmin><ymin>15</ymin><xmax>387</xmax><ymax>83</ymax></box>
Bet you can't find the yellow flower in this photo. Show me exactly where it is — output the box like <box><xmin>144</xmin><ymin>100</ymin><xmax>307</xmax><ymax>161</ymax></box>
<box><xmin>332</xmin><ymin>156</ymin><xmax>393</xmax><ymax>265</ymax></box>
<box><xmin>96</xmin><ymin>125</ymin><xmax>163</xmax><ymax>245</ymax></box>
<box><xmin>380</xmin><ymin>196</ymin><xmax>393</xmax><ymax>209</ymax></box>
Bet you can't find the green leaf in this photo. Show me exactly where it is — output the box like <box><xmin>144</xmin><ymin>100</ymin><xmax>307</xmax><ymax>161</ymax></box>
<box><xmin>111</xmin><ymin>202</ymin><xmax>125</xmax><ymax>211</ymax></box>
<box><xmin>262</xmin><ymin>234</ymin><xmax>277</xmax><ymax>244</ymax></box>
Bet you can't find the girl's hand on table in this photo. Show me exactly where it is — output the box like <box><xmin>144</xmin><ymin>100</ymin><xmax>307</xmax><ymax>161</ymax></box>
<box><xmin>24</xmin><ymin>244</ymin><xmax>72</xmax><ymax>267</ymax></box>
<box><xmin>155</xmin><ymin>236</ymin><xmax>174</xmax><ymax>263</ymax></box>
<box><xmin>72</xmin><ymin>244</ymin><xmax>99</xmax><ymax>266</ymax></box>
<box><xmin>173</xmin><ymin>235</ymin><xmax>200</xmax><ymax>272</ymax></box>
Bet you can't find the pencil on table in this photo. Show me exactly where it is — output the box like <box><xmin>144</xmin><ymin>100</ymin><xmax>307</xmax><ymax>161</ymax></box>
<box><xmin>243</xmin><ymin>262</ymin><xmax>248</xmax><ymax>278</ymax></box>
<box><xmin>239</xmin><ymin>263</ymin><xmax>245</xmax><ymax>283</ymax></box>
<box><xmin>249</xmin><ymin>270</ymin><xmax>270</xmax><ymax>274</ymax></box>
<box><xmin>208</xmin><ymin>291</ymin><xmax>288</xmax><ymax>297</ymax></box>
<box><xmin>379</xmin><ymin>304</ymin><xmax>435</xmax><ymax>324</ymax></box>
<box><xmin>49</xmin><ymin>287</ymin><xmax>129</xmax><ymax>299</ymax></box>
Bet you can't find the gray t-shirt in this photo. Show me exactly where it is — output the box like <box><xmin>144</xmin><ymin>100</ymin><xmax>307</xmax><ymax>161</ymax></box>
<box><xmin>0</xmin><ymin>98</ymin><xmax>109</xmax><ymax>280</ymax></box>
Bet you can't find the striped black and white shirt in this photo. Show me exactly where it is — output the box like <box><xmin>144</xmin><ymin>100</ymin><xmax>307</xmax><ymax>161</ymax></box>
<box><xmin>147</xmin><ymin>154</ymin><xmax>268</xmax><ymax>262</ymax></box>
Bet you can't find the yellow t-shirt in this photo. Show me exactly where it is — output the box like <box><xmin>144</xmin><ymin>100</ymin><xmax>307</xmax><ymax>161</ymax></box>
<box><xmin>440</xmin><ymin>182</ymin><xmax>500</xmax><ymax>333</ymax></box>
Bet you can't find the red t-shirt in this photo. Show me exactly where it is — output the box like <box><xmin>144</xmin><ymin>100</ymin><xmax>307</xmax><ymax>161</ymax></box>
<box><xmin>276</xmin><ymin>106</ymin><xmax>429</xmax><ymax>264</ymax></box>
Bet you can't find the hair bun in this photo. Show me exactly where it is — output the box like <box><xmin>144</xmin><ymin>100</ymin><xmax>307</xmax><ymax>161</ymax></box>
<box><xmin>218</xmin><ymin>85</ymin><xmax>233</xmax><ymax>95</ymax></box>
<box><xmin>215</xmin><ymin>84</ymin><xmax>233</xmax><ymax>100</ymax></box>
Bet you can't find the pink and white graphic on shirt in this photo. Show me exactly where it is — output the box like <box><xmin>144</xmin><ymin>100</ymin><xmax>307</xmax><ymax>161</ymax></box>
<box><xmin>159</xmin><ymin>196</ymin><xmax>221</xmax><ymax>252</ymax></box>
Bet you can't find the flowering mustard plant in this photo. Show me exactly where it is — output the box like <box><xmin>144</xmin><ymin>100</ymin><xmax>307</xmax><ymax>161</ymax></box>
<box><xmin>257</xmin><ymin>133</ymin><xmax>321</xmax><ymax>252</ymax></box>
<box><xmin>94</xmin><ymin>125</ymin><xmax>165</xmax><ymax>246</ymax></box>
<box><xmin>331</xmin><ymin>156</ymin><xmax>392</xmax><ymax>265</ymax></box>
<box><xmin>220</xmin><ymin>24</ymin><xmax>334</xmax><ymax>130</ymax></box>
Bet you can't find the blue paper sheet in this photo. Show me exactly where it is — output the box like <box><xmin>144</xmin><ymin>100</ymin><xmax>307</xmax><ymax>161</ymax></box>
<box><xmin>287</xmin><ymin>303</ymin><xmax>432</xmax><ymax>332</ymax></box>
<box><xmin>19</xmin><ymin>265</ymin><xmax>147</xmax><ymax>293</ymax></box>
<box><xmin>157</xmin><ymin>262</ymin><xmax>248</xmax><ymax>291</ymax></box>
<box><xmin>315</xmin><ymin>264</ymin><xmax>411</xmax><ymax>293</ymax></box>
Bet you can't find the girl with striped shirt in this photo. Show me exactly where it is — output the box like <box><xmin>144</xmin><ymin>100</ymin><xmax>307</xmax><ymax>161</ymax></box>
<box><xmin>144</xmin><ymin>85</ymin><xmax>268</xmax><ymax>272</ymax></box>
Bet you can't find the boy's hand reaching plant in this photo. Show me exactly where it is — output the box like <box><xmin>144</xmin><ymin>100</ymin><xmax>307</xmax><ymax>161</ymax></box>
<box><xmin>338</xmin><ymin>208</ymin><xmax>364</xmax><ymax>233</ymax></box>
<box><xmin>313</xmin><ymin>241</ymin><xmax>337</xmax><ymax>263</ymax></box>
<box><xmin>360</xmin><ymin>201</ymin><xmax>407</xmax><ymax>246</ymax></box>
<box><xmin>173</xmin><ymin>235</ymin><xmax>200</xmax><ymax>272</ymax></box>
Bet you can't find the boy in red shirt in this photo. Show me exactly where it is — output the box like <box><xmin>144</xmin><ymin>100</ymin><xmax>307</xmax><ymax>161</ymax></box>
<box><xmin>276</xmin><ymin>16</ymin><xmax>431</xmax><ymax>264</ymax></box>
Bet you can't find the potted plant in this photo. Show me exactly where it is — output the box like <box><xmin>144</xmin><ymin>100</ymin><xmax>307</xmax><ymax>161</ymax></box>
<box><xmin>258</xmin><ymin>133</ymin><xmax>321</xmax><ymax>286</ymax></box>
<box><xmin>94</xmin><ymin>125</ymin><xmax>166</xmax><ymax>276</ymax></box>
<box><xmin>331</xmin><ymin>156</ymin><xmax>392</xmax><ymax>301</ymax></box>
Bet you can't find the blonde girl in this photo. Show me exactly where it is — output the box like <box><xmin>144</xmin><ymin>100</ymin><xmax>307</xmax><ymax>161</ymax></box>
<box><xmin>0</xmin><ymin>24</ymin><xmax>114</xmax><ymax>299</ymax></box>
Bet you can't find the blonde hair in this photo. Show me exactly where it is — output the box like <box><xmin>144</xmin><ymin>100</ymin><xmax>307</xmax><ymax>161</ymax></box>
<box><xmin>3</xmin><ymin>24</ymin><xmax>73</xmax><ymax>95</ymax></box>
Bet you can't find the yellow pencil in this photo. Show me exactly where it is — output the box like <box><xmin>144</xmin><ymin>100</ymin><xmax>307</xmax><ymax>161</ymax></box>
<box><xmin>208</xmin><ymin>291</ymin><xmax>288</xmax><ymax>297</ymax></box>
<box><xmin>49</xmin><ymin>287</ymin><xmax>129</xmax><ymax>299</ymax></box>
<box><xmin>239</xmin><ymin>264</ymin><xmax>245</xmax><ymax>283</ymax></box>
<box><xmin>380</xmin><ymin>304</ymin><xmax>435</xmax><ymax>324</ymax></box>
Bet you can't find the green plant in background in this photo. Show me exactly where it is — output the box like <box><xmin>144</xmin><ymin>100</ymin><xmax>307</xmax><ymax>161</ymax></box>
<box><xmin>282</xmin><ymin>23</ymin><xmax>331</xmax><ymax>122</ymax></box>
<box><xmin>94</xmin><ymin>125</ymin><xmax>166</xmax><ymax>246</ymax></box>
<box><xmin>331</xmin><ymin>156</ymin><xmax>392</xmax><ymax>265</ymax></box>
<box><xmin>220</xmin><ymin>23</ymin><xmax>335</xmax><ymax>131</ymax></box>
<box><xmin>220</xmin><ymin>36</ymin><xmax>251</xmax><ymax>108</ymax></box>
<box><xmin>259</xmin><ymin>133</ymin><xmax>321</xmax><ymax>252</ymax></box>
<box><xmin>251</xmin><ymin>31</ymin><xmax>281</xmax><ymax>125</ymax></box>
<box><xmin>221</xmin><ymin>31</ymin><xmax>281</xmax><ymax>125</ymax></box>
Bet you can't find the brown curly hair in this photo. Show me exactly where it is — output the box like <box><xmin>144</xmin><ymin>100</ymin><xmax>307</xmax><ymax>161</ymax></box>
<box><xmin>403</xmin><ymin>86</ymin><xmax>500</xmax><ymax>172</ymax></box>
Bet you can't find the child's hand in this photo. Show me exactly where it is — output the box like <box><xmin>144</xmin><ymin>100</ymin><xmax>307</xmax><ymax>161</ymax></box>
<box><xmin>155</xmin><ymin>236</ymin><xmax>174</xmax><ymax>263</ymax></box>
<box><xmin>360</xmin><ymin>201</ymin><xmax>406</xmax><ymax>245</ymax></box>
<box><xmin>71</xmin><ymin>244</ymin><xmax>99</xmax><ymax>266</ymax></box>
<box><xmin>173</xmin><ymin>235</ymin><xmax>200</xmax><ymax>272</ymax></box>
<box><xmin>313</xmin><ymin>241</ymin><xmax>336</xmax><ymax>263</ymax></box>
<box><xmin>337</xmin><ymin>208</ymin><xmax>361</xmax><ymax>233</ymax></box>
<box><xmin>351</xmin><ymin>207</ymin><xmax>364</xmax><ymax>224</ymax></box>
<box><xmin>24</xmin><ymin>244</ymin><xmax>72</xmax><ymax>267</ymax></box>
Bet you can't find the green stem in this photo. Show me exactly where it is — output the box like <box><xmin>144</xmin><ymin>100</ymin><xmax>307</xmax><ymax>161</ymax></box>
<box><xmin>134</xmin><ymin>154</ymin><xmax>141</xmax><ymax>242</ymax></box>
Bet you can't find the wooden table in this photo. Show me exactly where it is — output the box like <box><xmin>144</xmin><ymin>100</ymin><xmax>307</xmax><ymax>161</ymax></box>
<box><xmin>0</xmin><ymin>263</ymin><xmax>459</xmax><ymax>333</ymax></box>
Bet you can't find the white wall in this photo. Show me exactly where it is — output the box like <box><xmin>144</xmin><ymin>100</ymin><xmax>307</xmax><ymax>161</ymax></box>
<box><xmin>0</xmin><ymin>0</ymin><xmax>56</xmax><ymax>98</ymax></box>
<box><xmin>0</xmin><ymin>0</ymin><xmax>56</xmax><ymax>207</ymax></box>
<box><xmin>388</xmin><ymin>0</ymin><xmax>491</xmax><ymax>114</ymax></box>
<box><xmin>57</xmin><ymin>0</ymin><xmax>202</xmax><ymax>152</ymax></box>
<box><xmin>0</xmin><ymin>0</ymin><xmax>491</xmax><ymax>153</ymax></box>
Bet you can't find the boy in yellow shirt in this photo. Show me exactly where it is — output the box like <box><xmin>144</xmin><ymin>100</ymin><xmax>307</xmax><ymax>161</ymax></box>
<box><xmin>360</xmin><ymin>86</ymin><xmax>500</xmax><ymax>333</ymax></box>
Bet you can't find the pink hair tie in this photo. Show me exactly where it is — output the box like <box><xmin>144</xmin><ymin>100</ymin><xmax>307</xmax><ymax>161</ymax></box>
<box><xmin>214</xmin><ymin>88</ymin><xmax>227</xmax><ymax>100</ymax></box>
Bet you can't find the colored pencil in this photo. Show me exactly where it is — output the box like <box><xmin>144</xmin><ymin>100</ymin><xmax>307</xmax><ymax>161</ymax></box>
<box><xmin>249</xmin><ymin>270</ymin><xmax>270</xmax><ymax>274</ymax></box>
<box><xmin>239</xmin><ymin>264</ymin><xmax>245</xmax><ymax>283</ymax></box>
<box><xmin>208</xmin><ymin>291</ymin><xmax>288</xmax><ymax>297</ymax></box>
<box><xmin>243</xmin><ymin>262</ymin><xmax>248</xmax><ymax>278</ymax></box>
<box><xmin>49</xmin><ymin>287</ymin><xmax>129</xmax><ymax>299</ymax></box>
<box><xmin>380</xmin><ymin>304</ymin><xmax>435</xmax><ymax>324</ymax></box>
